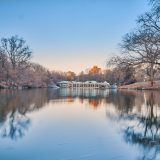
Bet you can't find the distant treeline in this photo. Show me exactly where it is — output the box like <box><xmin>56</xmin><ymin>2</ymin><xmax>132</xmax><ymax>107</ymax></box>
<box><xmin>0</xmin><ymin>34</ymin><xmax>157</xmax><ymax>89</ymax></box>
<box><xmin>0</xmin><ymin>35</ymin><xmax>138</xmax><ymax>88</ymax></box>
<box><xmin>0</xmin><ymin>35</ymin><xmax>67</xmax><ymax>88</ymax></box>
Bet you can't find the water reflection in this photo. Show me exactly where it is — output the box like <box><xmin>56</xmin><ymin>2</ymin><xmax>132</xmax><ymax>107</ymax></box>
<box><xmin>105</xmin><ymin>91</ymin><xmax>160</xmax><ymax>160</ymax></box>
<box><xmin>0</xmin><ymin>88</ymin><xmax>160</xmax><ymax>159</ymax></box>
<box><xmin>51</xmin><ymin>88</ymin><xmax>112</xmax><ymax>109</ymax></box>
<box><xmin>0</xmin><ymin>89</ymin><xmax>52</xmax><ymax>140</ymax></box>
<box><xmin>0</xmin><ymin>88</ymin><xmax>111</xmax><ymax>140</ymax></box>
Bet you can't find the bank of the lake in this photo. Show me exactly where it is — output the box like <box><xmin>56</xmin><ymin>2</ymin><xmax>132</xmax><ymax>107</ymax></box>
<box><xmin>0</xmin><ymin>81</ymin><xmax>58</xmax><ymax>89</ymax></box>
<box><xmin>119</xmin><ymin>80</ymin><xmax>160</xmax><ymax>90</ymax></box>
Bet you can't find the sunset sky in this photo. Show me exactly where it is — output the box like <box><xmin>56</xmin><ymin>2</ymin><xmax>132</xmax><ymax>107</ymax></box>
<box><xmin>0</xmin><ymin>0</ymin><xmax>149</xmax><ymax>73</ymax></box>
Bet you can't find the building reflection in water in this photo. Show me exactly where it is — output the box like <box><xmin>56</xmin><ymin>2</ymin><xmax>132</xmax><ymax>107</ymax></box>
<box><xmin>0</xmin><ymin>88</ymin><xmax>160</xmax><ymax>159</ymax></box>
<box><xmin>51</xmin><ymin>88</ymin><xmax>111</xmax><ymax>109</ymax></box>
<box><xmin>0</xmin><ymin>88</ymin><xmax>110</xmax><ymax>140</ymax></box>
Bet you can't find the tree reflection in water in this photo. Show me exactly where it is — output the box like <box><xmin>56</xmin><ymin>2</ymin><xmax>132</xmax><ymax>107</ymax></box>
<box><xmin>0</xmin><ymin>89</ymin><xmax>54</xmax><ymax>140</ymax></box>
<box><xmin>0</xmin><ymin>111</ymin><xmax>30</xmax><ymax>140</ymax></box>
<box><xmin>0</xmin><ymin>88</ymin><xmax>109</xmax><ymax>140</ymax></box>
<box><xmin>0</xmin><ymin>88</ymin><xmax>160</xmax><ymax>159</ymax></box>
<box><xmin>106</xmin><ymin>90</ymin><xmax>160</xmax><ymax>160</ymax></box>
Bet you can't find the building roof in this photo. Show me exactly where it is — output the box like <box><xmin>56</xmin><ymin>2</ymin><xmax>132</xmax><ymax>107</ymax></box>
<box><xmin>57</xmin><ymin>81</ymin><xmax>71</xmax><ymax>84</ymax></box>
<box><xmin>57</xmin><ymin>81</ymin><xmax>110</xmax><ymax>85</ymax></box>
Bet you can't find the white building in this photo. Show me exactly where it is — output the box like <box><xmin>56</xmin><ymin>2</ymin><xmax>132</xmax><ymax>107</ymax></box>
<box><xmin>57</xmin><ymin>81</ymin><xmax>110</xmax><ymax>89</ymax></box>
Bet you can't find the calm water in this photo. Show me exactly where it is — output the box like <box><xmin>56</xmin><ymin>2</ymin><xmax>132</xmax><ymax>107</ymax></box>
<box><xmin>0</xmin><ymin>88</ymin><xmax>160</xmax><ymax>160</ymax></box>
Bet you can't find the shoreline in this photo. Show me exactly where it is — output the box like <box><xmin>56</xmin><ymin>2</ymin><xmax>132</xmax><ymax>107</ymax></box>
<box><xmin>118</xmin><ymin>81</ymin><xmax>160</xmax><ymax>90</ymax></box>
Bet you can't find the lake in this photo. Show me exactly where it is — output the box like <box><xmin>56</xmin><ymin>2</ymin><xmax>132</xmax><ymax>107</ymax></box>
<box><xmin>0</xmin><ymin>88</ymin><xmax>160</xmax><ymax>160</ymax></box>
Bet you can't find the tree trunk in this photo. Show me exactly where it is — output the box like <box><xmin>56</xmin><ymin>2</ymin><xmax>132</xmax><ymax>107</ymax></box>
<box><xmin>150</xmin><ymin>64</ymin><xmax>154</xmax><ymax>87</ymax></box>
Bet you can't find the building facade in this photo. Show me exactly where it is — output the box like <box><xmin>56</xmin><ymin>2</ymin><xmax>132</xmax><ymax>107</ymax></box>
<box><xmin>57</xmin><ymin>81</ymin><xmax>110</xmax><ymax>89</ymax></box>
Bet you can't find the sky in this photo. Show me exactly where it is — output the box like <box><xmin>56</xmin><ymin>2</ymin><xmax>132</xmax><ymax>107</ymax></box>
<box><xmin>0</xmin><ymin>0</ymin><xmax>150</xmax><ymax>73</ymax></box>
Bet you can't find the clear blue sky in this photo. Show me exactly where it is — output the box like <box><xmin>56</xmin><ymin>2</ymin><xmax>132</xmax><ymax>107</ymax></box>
<box><xmin>0</xmin><ymin>0</ymin><xmax>149</xmax><ymax>73</ymax></box>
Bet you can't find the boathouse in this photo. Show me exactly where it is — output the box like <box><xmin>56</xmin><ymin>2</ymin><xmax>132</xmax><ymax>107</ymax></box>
<box><xmin>57</xmin><ymin>81</ymin><xmax>110</xmax><ymax>89</ymax></box>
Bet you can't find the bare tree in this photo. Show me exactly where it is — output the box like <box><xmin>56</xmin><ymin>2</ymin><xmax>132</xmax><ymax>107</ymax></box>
<box><xmin>120</xmin><ymin>30</ymin><xmax>160</xmax><ymax>86</ymax></box>
<box><xmin>106</xmin><ymin>0</ymin><xmax>160</xmax><ymax>86</ymax></box>
<box><xmin>149</xmin><ymin>0</ymin><xmax>160</xmax><ymax>8</ymax></box>
<box><xmin>138</xmin><ymin>8</ymin><xmax>160</xmax><ymax>33</ymax></box>
<box><xmin>0</xmin><ymin>50</ymin><xmax>6</xmax><ymax>68</ymax></box>
<box><xmin>106</xmin><ymin>56</ymin><xmax>136</xmax><ymax>85</ymax></box>
<box><xmin>138</xmin><ymin>0</ymin><xmax>160</xmax><ymax>33</ymax></box>
<box><xmin>0</xmin><ymin>49</ymin><xmax>9</xmax><ymax>82</ymax></box>
<box><xmin>0</xmin><ymin>35</ymin><xmax>32</xmax><ymax>70</ymax></box>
